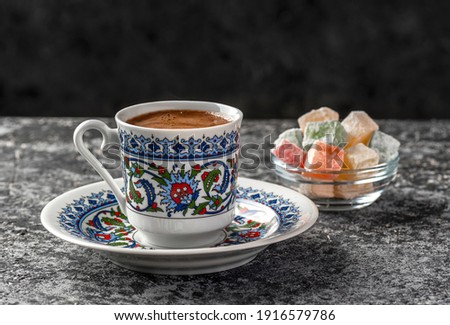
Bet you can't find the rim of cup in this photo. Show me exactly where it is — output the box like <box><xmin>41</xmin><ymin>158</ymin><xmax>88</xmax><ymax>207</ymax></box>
<box><xmin>115</xmin><ymin>100</ymin><xmax>243</xmax><ymax>133</ymax></box>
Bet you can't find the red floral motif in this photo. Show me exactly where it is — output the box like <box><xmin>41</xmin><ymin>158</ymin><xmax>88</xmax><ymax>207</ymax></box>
<box><xmin>201</xmin><ymin>171</ymin><xmax>209</xmax><ymax>181</ymax></box>
<box><xmin>198</xmin><ymin>207</ymin><xmax>207</xmax><ymax>215</ymax></box>
<box><xmin>170</xmin><ymin>183</ymin><xmax>193</xmax><ymax>204</ymax></box>
<box><xmin>246</xmin><ymin>220</ymin><xmax>260</xmax><ymax>228</ymax></box>
<box><xmin>151</xmin><ymin>202</ymin><xmax>157</xmax><ymax>209</ymax></box>
<box><xmin>158</xmin><ymin>166</ymin><xmax>166</xmax><ymax>174</ymax></box>
<box><xmin>243</xmin><ymin>231</ymin><xmax>260</xmax><ymax>238</ymax></box>
<box><xmin>95</xmin><ymin>233</ymin><xmax>111</xmax><ymax>240</ymax></box>
<box><xmin>193</xmin><ymin>164</ymin><xmax>201</xmax><ymax>172</ymax></box>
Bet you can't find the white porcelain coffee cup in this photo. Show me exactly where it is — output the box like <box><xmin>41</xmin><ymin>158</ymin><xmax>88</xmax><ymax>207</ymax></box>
<box><xmin>74</xmin><ymin>101</ymin><xmax>243</xmax><ymax>248</ymax></box>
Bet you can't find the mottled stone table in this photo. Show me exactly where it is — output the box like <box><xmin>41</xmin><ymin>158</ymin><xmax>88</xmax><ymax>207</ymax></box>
<box><xmin>1</xmin><ymin>118</ymin><xmax>449</xmax><ymax>304</ymax></box>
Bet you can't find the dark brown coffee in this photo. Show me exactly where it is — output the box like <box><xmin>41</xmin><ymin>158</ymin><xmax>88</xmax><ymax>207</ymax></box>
<box><xmin>126</xmin><ymin>109</ymin><xmax>231</xmax><ymax>129</ymax></box>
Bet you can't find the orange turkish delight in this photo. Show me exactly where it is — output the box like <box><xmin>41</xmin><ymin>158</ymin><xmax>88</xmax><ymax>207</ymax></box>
<box><xmin>344</xmin><ymin>143</ymin><xmax>379</xmax><ymax>169</ymax></box>
<box><xmin>341</xmin><ymin>111</ymin><xmax>378</xmax><ymax>147</ymax></box>
<box><xmin>305</xmin><ymin>140</ymin><xmax>344</xmax><ymax>172</ymax></box>
<box><xmin>298</xmin><ymin>107</ymin><xmax>339</xmax><ymax>132</ymax></box>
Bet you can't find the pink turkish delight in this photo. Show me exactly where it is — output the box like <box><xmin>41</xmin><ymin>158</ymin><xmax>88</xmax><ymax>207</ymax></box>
<box><xmin>272</xmin><ymin>139</ymin><xmax>306</xmax><ymax>168</ymax></box>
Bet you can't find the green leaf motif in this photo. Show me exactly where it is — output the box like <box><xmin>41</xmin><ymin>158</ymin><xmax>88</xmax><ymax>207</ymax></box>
<box><xmin>130</xmin><ymin>162</ymin><xmax>144</xmax><ymax>177</ymax></box>
<box><xmin>148</xmin><ymin>164</ymin><xmax>158</xmax><ymax>171</ymax></box>
<box><xmin>128</xmin><ymin>179</ymin><xmax>144</xmax><ymax>204</ymax></box>
<box><xmin>203</xmin><ymin>169</ymin><xmax>221</xmax><ymax>192</ymax></box>
<box><xmin>146</xmin><ymin>206</ymin><xmax>164</xmax><ymax>213</ymax></box>
<box><xmin>101</xmin><ymin>217</ymin><xmax>124</xmax><ymax>227</ymax></box>
<box><xmin>190</xmin><ymin>166</ymin><xmax>202</xmax><ymax>179</ymax></box>
<box><xmin>193</xmin><ymin>202</ymin><xmax>209</xmax><ymax>215</ymax></box>
<box><xmin>152</xmin><ymin>176</ymin><xmax>167</xmax><ymax>186</ymax></box>
<box><xmin>161</xmin><ymin>170</ymin><xmax>171</xmax><ymax>180</ymax></box>
<box><xmin>109</xmin><ymin>208</ymin><xmax>126</xmax><ymax>219</ymax></box>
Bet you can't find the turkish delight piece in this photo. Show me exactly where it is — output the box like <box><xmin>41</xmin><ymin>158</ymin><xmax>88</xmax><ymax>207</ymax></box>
<box><xmin>369</xmin><ymin>131</ymin><xmax>400</xmax><ymax>163</ymax></box>
<box><xmin>302</xmin><ymin>120</ymin><xmax>347</xmax><ymax>149</ymax></box>
<box><xmin>274</xmin><ymin>128</ymin><xmax>303</xmax><ymax>148</ymax></box>
<box><xmin>298</xmin><ymin>107</ymin><xmax>339</xmax><ymax>132</ymax></box>
<box><xmin>272</xmin><ymin>139</ymin><xmax>306</xmax><ymax>168</ymax></box>
<box><xmin>344</xmin><ymin>143</ymin><xmax>379</xmax><ymax>169</ymax></box>
<box><xmin>341</xmin><ymin>111</ymin><xmax>379</xmax><ymax>147</ymax></box>
<box><xmin>305</xmin><ymin>140</ymin><xmax>344</xmax><ymax>172</ymax></box>
<box><xmin>299</xmin><ymin>183</ymin><xmax>335</xmax><ymax>199</ymax></box>
<box><xmin>334</xmin><ymin>183</ymin><xmax>374</xmax><ymax>199</ymax></box>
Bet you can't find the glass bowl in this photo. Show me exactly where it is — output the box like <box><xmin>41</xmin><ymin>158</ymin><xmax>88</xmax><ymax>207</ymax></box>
<box><xmin>271</xmin><ymin>153</ymin><xmax>399</xmax><ymax>211</ymax></box>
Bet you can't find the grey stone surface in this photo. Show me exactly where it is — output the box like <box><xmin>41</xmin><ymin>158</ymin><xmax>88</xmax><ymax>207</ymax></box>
<box><xmin>0</xmin><ymin>117</ymin><xmax>449</xmax><ymax>305</ymax></box>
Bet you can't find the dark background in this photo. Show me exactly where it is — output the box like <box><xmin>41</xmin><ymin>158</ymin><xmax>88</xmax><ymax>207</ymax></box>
<box><xmin>0</xmin><ymin>0</ymin><xmax>449</xmax><ymax>119</ymax></box>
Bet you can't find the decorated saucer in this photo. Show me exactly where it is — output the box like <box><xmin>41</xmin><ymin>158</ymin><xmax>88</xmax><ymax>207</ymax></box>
<box><xmin>41</xmin><ymin>177</ymin><xmax>318</xmax><ymax>275</ymax></box>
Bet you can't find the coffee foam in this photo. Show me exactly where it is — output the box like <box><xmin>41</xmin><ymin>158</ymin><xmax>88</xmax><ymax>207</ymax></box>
<box><xmin>126</xmin><ymin>109</ymin><xmax>232</xmax><ymax>129</ymax></box>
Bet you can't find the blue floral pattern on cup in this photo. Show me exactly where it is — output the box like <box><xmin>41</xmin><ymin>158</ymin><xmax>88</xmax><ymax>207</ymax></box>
<box><xmin>123</xmin><ymin>157</ymin><xmax>238</xmax><ymax>217</ymax></box>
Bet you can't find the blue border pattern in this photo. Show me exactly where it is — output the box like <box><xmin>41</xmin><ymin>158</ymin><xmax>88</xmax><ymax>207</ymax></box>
<box><xmin>119</xmin><ymin>129</ymin><xmax>239</xmax><ymax>160</ymax></box>
<box><xmin>57</xmin><ymin>186</ymin><xmax>301</xmax><ymax>248</ymax></box>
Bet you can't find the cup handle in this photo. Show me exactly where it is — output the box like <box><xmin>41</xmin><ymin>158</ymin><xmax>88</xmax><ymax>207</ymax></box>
<box><xmin>73</xmin><ymin>120</ymin><xmax>126</xmax><ymax>212</ymax></box>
